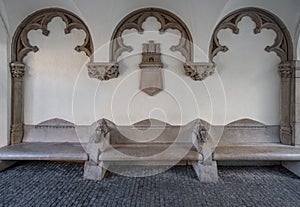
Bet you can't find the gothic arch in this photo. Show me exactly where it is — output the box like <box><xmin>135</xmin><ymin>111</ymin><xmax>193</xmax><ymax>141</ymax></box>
<box><xmin>11</xmin><ymin>7</ymin><xmax>94</xmax><ymax>63</ymax></box>
<box><xmin>209</xmin><ymin>7</ymin><xmax>293</xmax><ymax>63</ymax></box>
<box><xmin>209</xmin><ymin>7</ymin><xmax>295</xmax><ymax>145</ymax></box>
<box><xmin>109</xmin><ymin>7</ymin><xmax>193</xmax><ymax>63</ymax></box>
<box><xmin>10</xmin><ymin>8</ymin><xmax>94</xmax><ymax>144</ymax></box>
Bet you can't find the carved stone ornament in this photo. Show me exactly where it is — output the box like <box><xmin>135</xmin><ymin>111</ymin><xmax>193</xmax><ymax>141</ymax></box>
<box><xmin>90</xmin><ymin>8</ymin><xmax>215</xmax><ymax>82</ymax></box>
<box><xmin>10</xmin><ymin>62</ymin><xmax>25</xmax><ymax>79</ymax></box>
<box><xmin>90</xmin><ymin>119</ymin><xmax>110</xmax><ymax>143</ymax></box>
<box><xmin>278</xmin><ymin>61</ymin><xmax>294</xmax><ymax>78</ymax></box>
<box><xmin>209</xmin><ymin>8</ymin><xmax>293</xmax><ymax>63</ymax></box>
<box><xmin>87</xmin><ymin>62</ymin><xmax>119</xmax><ymax>81</ymax></box>
<box><xmin>11</xmin><ymin>8</ymin><xmax>94</xmax><ymax>63</ymax></box>
<box><xmin>193</xmin><ymin>122</ymin><xmax>208</xmax><ymax>143</ymax></box>
<box><xmin>139</xmin><ymin>40</ymin><xmax>164</xmax><ymax>96</ymax></box>
<box><xmin>183</xmin><ymin>62</ymin><xmax>215</xmax><ymax>81</ymax></box>
<box><xmin>110</xmin><ymin>8</ymin><xmax>193</xmax><ymax>63</ymax></box>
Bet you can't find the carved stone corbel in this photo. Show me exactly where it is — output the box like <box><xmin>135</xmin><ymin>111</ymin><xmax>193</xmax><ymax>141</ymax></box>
<box><xmin>183</xmin><ymin>62</ymin><xmax>215</xmax><ymax>81</ymax></box>
<box><xmin>10</xmin><ymin>62</ymin><xmax>26</xmax><ymax>144</ymax></box>
<box><xmin>87</xmin><ymin>62</ymin><xmax>119</xmax><ymax>81</ymax></box>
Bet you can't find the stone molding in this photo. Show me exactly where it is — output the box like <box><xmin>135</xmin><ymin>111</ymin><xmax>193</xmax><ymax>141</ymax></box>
<box><xmin>87</xmin><ymin>62</ymin><xmax>119</xmax><ymax>81</ymax></box>
<box><xmin>209</xmin><ymin>7</ymin><xmax>293</xmax><ymax>63</ymax></box>
<box><xmin>183</xmin><ymin>62</ymin><xmax>215</xmax><ymax>81</ymax></box>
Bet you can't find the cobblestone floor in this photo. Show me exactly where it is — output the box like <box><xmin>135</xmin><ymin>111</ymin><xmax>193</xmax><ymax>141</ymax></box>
<box><xmin>0</xmin><ymin>161</ymin><xmax>299</xmax><ymax>207</ymax></box>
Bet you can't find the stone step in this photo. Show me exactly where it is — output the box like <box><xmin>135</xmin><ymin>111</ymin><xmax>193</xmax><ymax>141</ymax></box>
<box><xmin>214</xmin><ymin>143</ymin><xmax>300</xmax><ymax>161</ymax></box>
<box><xmin>0</xmin><ymin>142</ymin><xmax>88</xmax><ymax>161</ymax></box>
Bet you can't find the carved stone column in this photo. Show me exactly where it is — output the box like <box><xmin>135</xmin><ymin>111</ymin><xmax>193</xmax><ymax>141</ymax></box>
<box><xmin>278</xmin><ymin>61</ymin><xmax>294</xmax><ymax>145</ymax></box>
<box><xmin>10</xmin><ymin>62</ymin><xmax>25</xmax><ymax>144</ymax></box>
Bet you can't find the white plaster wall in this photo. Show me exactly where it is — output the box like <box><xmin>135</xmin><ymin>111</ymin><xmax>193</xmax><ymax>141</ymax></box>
<box><xmin>0</xmin><ymin>12</ymin><xmax>9</xmax><ymax>147</ymax></box>
<box><xmin>214</xmin><ymin>17</ymin><xmax>281</xmax><ymax>124</ymax></box>
<box><xmin>0</xmin><ymin>0</ymin><xmax>298</xmax><ymax>128</ymax></box>
<box><xmin>24</xmin><ymin>18</ymin><xmax>89</xmax><ymax>124</ymax></box>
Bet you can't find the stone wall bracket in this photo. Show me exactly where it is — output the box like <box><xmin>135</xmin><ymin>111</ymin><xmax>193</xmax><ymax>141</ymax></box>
<box><xmin>183</xmin><ymin>62</ymin><xmax>215</xmax><ymax>81</ymax></box>
<box><xmin>87</xmin><ymin>62</ymin><xmax>119</xmax><ymax>81</ymax></box>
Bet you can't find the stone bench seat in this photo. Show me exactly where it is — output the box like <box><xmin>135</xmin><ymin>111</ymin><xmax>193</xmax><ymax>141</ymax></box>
<box><xmin>0</xmin><ymin>142</ymin><xmax>88</xmax><ymax>161</ymax></box>
<box><xmin>214</xmin><ymin>143</ymin><xmax>300</xmax><ymax>161</ymax></box>
<box><xmin>99</xmin><ymin>144</ymin><xmax>202</xmax><ymax>162</ymax></box>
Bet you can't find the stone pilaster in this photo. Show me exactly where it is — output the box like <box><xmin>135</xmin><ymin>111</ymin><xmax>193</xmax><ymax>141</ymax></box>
<box><xmin>278</xmin><ymin>61</ymin><xmax>294</xmax><ymax>145</ymax></box>
<box><xmin>10</xmin><ymin>62</ymin><xmax>25</xmax><ymax>144</ymax></box>
<box><xmin>293</xmin><ymin>61</ymin><xmax>300</xmax><ymax>145</ymax></box>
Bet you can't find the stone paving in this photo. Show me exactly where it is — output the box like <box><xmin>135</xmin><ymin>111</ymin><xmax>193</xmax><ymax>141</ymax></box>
<box><xmin>0</xmin><ymin>161</ymin><xmax>300</xmax><ymax>207</ymax></box>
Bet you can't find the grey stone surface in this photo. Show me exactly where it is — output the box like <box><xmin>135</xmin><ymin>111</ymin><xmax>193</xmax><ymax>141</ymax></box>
<box><xmin>282</xmin><ymin>161</ymin><xmax>300</xmax><ymax>177</ymax></box>
<box><xmin>84</xmin><ymin>161</ymin><xmax>106</xmax><ymax>180</ymax></box>
<box><xmin>214</xmin><ymin>143</ymin><xmax>300</xmax><ymax>161</ymax></box>
<box><xmin>193</xmin><ymin>161</ymin><xmax>218</xmax><ymax>182</ymax></box>
<box><xmin>0</xmin><ymin>161</ymin><xmax>300</xmax><ymax>207</ymax></box>
<box><xmin>218</xmin><ymin>119</ymin><xmax>280</xmax><ymax>144</ymax></box>
<box><xmin>23</xmin><ymin>118</ymin><xmax>81</xmax><ymax>143</ymax></box>
<box><xmin>0</xmin><ymin>160</ymin><xmax>16</xmax><ymax>171</ymax></box>
<box><xmin>0</xmin><ymin>142</ymin><xmax>88</xmax><ymax>161</ymax></box>
<box><xmin>99</xmin><ymin>144</ymin><xmax>202</xmax><ymax>161</ymax></box>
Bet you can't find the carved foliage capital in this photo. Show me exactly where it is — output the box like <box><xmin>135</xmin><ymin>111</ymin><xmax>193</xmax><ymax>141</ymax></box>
<box><xmin>183</xmin><ymin>62</ymin><xmax>215</xmax><ymax>81</ymax></box>
<box><xmin>10</xmin><ymin>62</ymin><xmax>25</xmax><ymax>79</ymax></box>
<box><xmin>278</xmin><ymin>61</ymin><xmax>294</xmax><ymax>78</ymax></box>
<box><xmin>87</xmin><ymin>62</ymin><xmax>119</xmax><ymax>81</ymax></box>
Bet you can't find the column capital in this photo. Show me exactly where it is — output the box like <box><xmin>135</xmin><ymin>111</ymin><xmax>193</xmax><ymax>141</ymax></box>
<box><xmin>278</xmin><ymin>61</ymin><xmax>294</xmax><ymax>78</ymax></box>
<box><xmin>10</xmin><ymin>62</ymin><xmax>25</xmax><ymax>79</ymax></box>
<box><xmin>183</xmin><ymin>62</ymin><xmax>215</xmax><ymax>81</ymax></box>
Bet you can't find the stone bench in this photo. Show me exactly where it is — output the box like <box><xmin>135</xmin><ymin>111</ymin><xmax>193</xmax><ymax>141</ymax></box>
<box><xmin>0</xmin><ymin>142</ymin><xmax>87</xmax><ymax>161</ymax></box>
<box><xmin>83</xmin><ymin>119</ymin><xmax>218</xmax><ymax>182</ymax></box>
<box><xmin>214</xmin><ymin>143</ymin><xmax>300</xmax><ymax>161</ymax></box>
<box><xmin>1</xmin><ymin>118</ymin><xmax>299</xmax><ymax>179</ymax></box>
